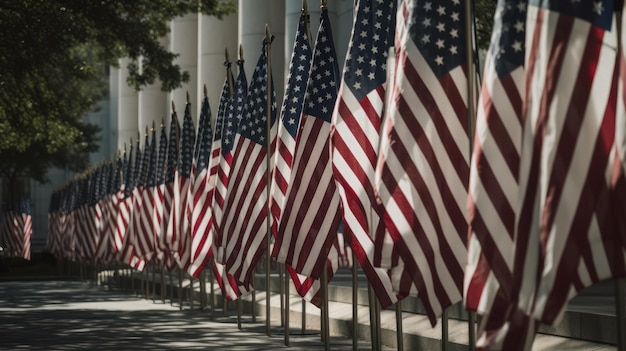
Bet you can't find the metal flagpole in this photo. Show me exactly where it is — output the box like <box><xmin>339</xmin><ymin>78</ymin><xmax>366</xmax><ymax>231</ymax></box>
<box><xmin>442</xmin><ymin>309</ymin><xmax>448</xmax><ymax>351</ymax></box>
<box><xmin>280</xmin><ymin>264</ymin><xmax>285</xmax><ymax>327</ymax></box>
<box><xmin>209</xmin><ymin>263</ymin><xmax>214</xmax><ymax>316</ymax></box>
<box><xmin>284</xmin><ymin>264</ymin><xmax>290</xmax><ymax>346</ymax></box>
<box><xmin>367</xmin><ymin>285</ymin><xmax>378</xmax><ymax>351</ymax></box>
<box><xmin>161</xmin><ymin>265</ymin><xmax>166</xmax><ymax>303</ymax></box>
<box><xmin>264</xmin><ymin>23</ymin><xmax>273</xmax><ymax>337</ymax></box>
<box><xmin>178</xmin><ymin>268</ymin><xmax>183</xmax><ymax>310</ymax></box>
<box><xmin>396</xmin><ymin>301</ymin><xmax>403</xmax><ymax>351</ymax></box>
<box><xmin>464</xmin><ymin>0</ymin><xmax>478</xmax><ymax>348</ymax></box>
<box><xmin>616</xmin><ymin>278</ymin><xmax>626</xmax><ymax>351</ymax></box>
<box><xmin>322</xmin><ymin>265</ymin><xmax>330</xmax><ymax>350</ymax></box>
<box><xmin>200</xmin><ymin>269</ymin><xmax>206</xmax><ymax>310</ymax></box>
<box><xmin>352</xmin><ymin>249</ymin><xmax>358</xmax><ymax>351</ymax></box>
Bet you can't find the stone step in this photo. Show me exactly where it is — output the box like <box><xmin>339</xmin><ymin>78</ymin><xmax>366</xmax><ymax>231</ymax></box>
<box><xmin>101</xmin><ymin>268</ymin><xmax>619</xmax><ymax>350</ymax></box>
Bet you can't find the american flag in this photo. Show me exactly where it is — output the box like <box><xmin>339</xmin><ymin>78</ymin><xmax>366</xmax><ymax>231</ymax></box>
<box><xmin>274</xmin><ymin>8</ymin><xmax>341</xmax><ymax>281</ymax></box>
<box><xmin>169</xmin><ymin>101</ymin><xmax>195</xmax><ymax>270</ymax></box>
<box><xmin>490</xmin><ymin>2</ymin><xmax>621</xmax><ymax>349</ymax></box>
<box><xmin>119</xmin><ymin>138</ymin><xmax>147</xmax><ymax>271</ymax></box>
<box><xmin>131</xmin><ymin>130</ymin><xmax>157</xmax><ymax>263</ymax></box>
<box><xmin>330</xmin><ymin>0</ymin><xmax>399</xmax><ymax>308</ymax></box>
<box><xmin>463</xmin><ymin>0</ymin><xmax>525</xmax><ymax>344</ymax></box>
<box><xmin>267</xmin><ymin>8</ymin><xmax>326</xmax><ymax>304</ymax></box>
<box><xmin>211</xmin><ymin>61</ymin><xmax>252</xmax><ymax>300</ymax></box>
<box><xmin>95</xmin><ymin>160</ymin><xmax>118</xmax><ymax>264</ymax></box>
<box><xmin>153</xmin><ymin>122</ymin><xmax>169</xmax><ymax>264</ymax></box>
<box><xmin>220</xmin><ymin>38</ymin><xmax>276</xmax><ymax>286</ymax></box>
<box><xmin>159</xmin><ymin>112</ymin><xmax>181</xmax><ymax>270</ymax></box>
<box><xmin>376</xmin><ymin>0</ymin><xmax>470</xmax><ymax>325</ymax></box>
<box><xmin>2</xmin><ymin>197</ymin><xmax>32</xmax><ymax>260</ymax></box>
<box><xmin>213</xmin><ymin>59</ymin><xmax>247</xmax><ymax>264</ymax></box>
<box><xmin>187</xmin><ymin>94</ymin><xmax>215</xmax><ymax>277</ymax></box>
<box><xmin>115</xmin><ymin>146</ymin><xmax>131</xmax><ymax>252</ymax></box>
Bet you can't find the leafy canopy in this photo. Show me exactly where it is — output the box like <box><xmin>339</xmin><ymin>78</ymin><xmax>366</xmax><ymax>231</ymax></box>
<box><xmin>0</xmin><ymin>0</ymin><xmax>236</xmax><ymax>183</ymax></box>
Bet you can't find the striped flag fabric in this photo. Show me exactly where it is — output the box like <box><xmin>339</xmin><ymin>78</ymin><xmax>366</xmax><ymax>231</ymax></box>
<box><xmin>153</xmin><ymin>122</ymin><xmax>169</xmax><ymax>265</ymax></box>
<box><xmin>270</xmin><ymin>9</ymin><xmax>312</xmax><ymax>238</ymax></box>
<box><xmin>1</xmin><ymin>197</ymin><xmax>32</xmax><ymax>260</ymax></box>
<box><xmin>159</xmin><ymin>112</ymin><xmax>181</xmax><ymax>270</ymax></box>
<box><xmin>213</xmin><ymin>59</ymin><xmax>247</xmax><ymax>264</ymax></box>
<box><xmin>119</xmin><ymin>138</ymin><xmax>147</xmax><ymax>271</ymax></box>
<box><xmin>330</xmin><ymin>0</ymin><xmax>399</xmax><ymax>308</ymax></box>
<box><xmin>463</xmin><ymin>0</ymin><xmax>525</xmax><ymax>344</ymax></box>
<box><xmin>95</xmin><ymin>160</ymin><xmax>119</xmax><ymax>264</ymax></box>
<box><xmin>211</xmin><ymin>61</ymin><xmax>252</xmax><ymax>300</ymax></box>
<box><xmin>273</xmin><ymin>8</ymin><xmax>342</xmax><ymax>281</ymax></box>
<box><xmin>487</xmin><ymin>2</ymin><xmax>622</xmax><ymax>349</ymax></box>
<box><xmin>115</xmin><ymin>145</ymin><xmax>132</xmax><ymax>253</ymax></box>
<box><xmin>220</xmin><ymin>38</ymin><xmax>276</xmax><ymax>286</ymax></box>
<box><xmin>187</xmin><ymin>93</ymin><xmax>215</xmax><ymax>277</ymax></box>
<box><xmin>129</xmin><ymin>130</ymin><xmax>155</xmax><ymax>263</ymax></box>
<box><xmin>169</xmin><ymin>101</ymin><xmax>195</xmax><ymax>270</ymax></box>
<box><xmin>267</xmin><ymin>8</ymin><xmax>324</xmax><ymax>304</ymax></box>
<box><xmin>375</xmin><ymin>0</ymin><xmax>470</xmax><ymax>324</ymax></box>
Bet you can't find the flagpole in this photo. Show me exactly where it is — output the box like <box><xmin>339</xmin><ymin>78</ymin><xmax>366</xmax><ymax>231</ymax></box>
<box><xmin>464</xmin><ymin>0</ymin><xmax>477</xmax><ymax>349</ymax></box>
<box><xmin>264</xmin><ymin>23</ymin><xmax>273</xmax><ymax>337</ymax></box>
<box><xmin>284</xmin><ymin>264</ymin><xmax>290</xmax><ymax>346</ymax></box>
<box><xmin>396</xmin><ymin>301</ymin><xmax>404</xmax><ymax>351</ymax></box>
<box><xmin>616</xmin><ymin>278</ymin><xmax>626</xmax><ymax>350</ymax></box>
<box><xmin>352</xmin><ymin>249</ymin><xmax>358</xmax><ymax>351</ymax></box>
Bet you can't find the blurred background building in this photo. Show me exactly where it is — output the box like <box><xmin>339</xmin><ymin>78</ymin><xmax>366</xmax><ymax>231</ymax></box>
<box><xmin>25</xmin><ymin>0</ymin><xmax>356</xmax><ymax>250</ymax></box>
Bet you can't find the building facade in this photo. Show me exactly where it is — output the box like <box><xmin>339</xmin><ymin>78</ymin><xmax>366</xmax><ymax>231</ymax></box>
<box><xmin>29</xmin><ymin>0</ymin><xmax>356</xmax><ymax>250</ymax></box>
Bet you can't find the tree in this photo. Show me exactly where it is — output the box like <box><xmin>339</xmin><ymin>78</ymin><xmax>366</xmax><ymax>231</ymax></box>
<box><xmin>0</xmin><ymin>0</ymin><xmax>236</xmax><ymax>185</ymax></box>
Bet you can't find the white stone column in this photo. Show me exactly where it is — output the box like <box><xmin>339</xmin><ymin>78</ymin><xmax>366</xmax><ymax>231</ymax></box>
<box><xmin>335</xmin><ymin>0</ymin><xmax>355</xmax><ymax>68</ymax></box>
<box><xmin>169</xmin><ymin>13</ymin><xmax>199</xmax><ymax>123</ymax></box>
<box><xmin>138</xmin><ymin>38</ymin><xmax>169</xmax><ymax>134</ymax></box>
<box><xmin>118</xmin><ymin>58</ymin><xmax>139</xmax><ymax>150</ymax></box>
<box><xmin>109</xmin><ymin>66</ymin><xmax>120</xmax><ymax>151</ymax></box>
<box><xmin>238</xmin><ymin>0</ymin><xmax>285</xmax><ymax>104</ymax></box>
<box><xmin>198</xmin><ymin>13</ymin><xmax>238</xmax><ymax>115</ymax></box>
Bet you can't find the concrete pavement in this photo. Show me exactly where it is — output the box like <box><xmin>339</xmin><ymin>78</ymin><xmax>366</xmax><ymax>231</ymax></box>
<box><xmin>0</xmin><ymin>280</ymin><xmax>385</xmax><ymax>350</ymax></box>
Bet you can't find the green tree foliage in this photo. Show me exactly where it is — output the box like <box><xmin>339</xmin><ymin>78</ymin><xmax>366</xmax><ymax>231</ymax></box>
<box><xmin>0</xmin><ymin>0</ymin><xmax>236</xmax><ymax>183</ymax></box>
<box><xmin>474</xmin><ymin>0</ymin><xmax>497</xmax><ymax>53</ymax></box>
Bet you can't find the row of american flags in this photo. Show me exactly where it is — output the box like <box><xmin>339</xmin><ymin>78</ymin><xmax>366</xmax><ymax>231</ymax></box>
<box><xmin>46</xmin><ymin>0</ymin><xmax>626</xmax><ymax>349</ymax></box>
<box><xmin>1</xmin><ymin>197</ymin><xmax>32</xmax><ymax>260</ymax></box>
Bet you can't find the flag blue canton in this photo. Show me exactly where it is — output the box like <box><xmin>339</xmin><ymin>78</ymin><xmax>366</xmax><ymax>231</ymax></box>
<box><xmin>492</xmin><ymin>0</ymin><xmax>526</xmax><ymax>78</ymax></box>
<box><xmin>124</xmin><ymin>145</ymin><xmax>134</xmax><ymax>198</ymax></box>
<box><xmin>112</xmin><ymin>157</ymin><xmax>122</xmax><ymax>194</ymax></box>
<box><xmin>145</xmin><ymin>129</ymin><xmax>158</xmax><ymax>188</ymax></box>
<box><xmin>409</xmin><ymin>0</ymin><xmax>467</xmax><ymax>77</ymax></box>
<box><xmin>530</xmin><ymin>0</ymin><xmax>613</xmax><ymax>30</ymax></box>
<box><xmin>281</xmin><ymin>12</ymin><xmax>312</xmax><ymax>137</ymax></box>
<box><xmin>179</xmin><ymin>102</ymin><xmax>196</xmax><ymax>178</ymax></box>
<box><xmin>223</xmin><ymin>61</ymin><xmax>248</xmax><ymax>155</ymax></box>
<box><xmin>240</xmin><ymin>39</ymin><xmax>276</xmax><ymax>145</ymax></box>
<box><xmin>303</xmin><ymin>9</ymin><xmax>340</xmax><ymax>123</ymax></box>
<box><xmin>343</xmin><ymin>0</ymin><xmax>395</xmax><ymax>100</ymax></box>
<box><xmin>214</xmin><ymin>67</ymin><xmax>234</xmax><ymax>142</ymax></box>
<box><xmin>19</xmin><ymin>197</ymin><xmax>31</xmax><ymax>215</ymax></box>
<box><xmin>166</xmin><ymin>113</ymin><xmax>180</xmax><ymax>184</ymax></box>
<box><xmin>133</xmin><ymin>140</ymin><xmax>144</xmax><ymax>190</ymax></box>
<box><xmin>195</xmin><ymin>96</ymin><xmax>213</xmax><ymax>172</ymax></box>
<box><xmin>140</xmin><ymin>133</ymin><xmax>151</xmax><ymax>186</ymax></box>
<box><xmin>156</xmin><ymin>125</ymin><xmax>168</xmax><ymax>185</ymax></box>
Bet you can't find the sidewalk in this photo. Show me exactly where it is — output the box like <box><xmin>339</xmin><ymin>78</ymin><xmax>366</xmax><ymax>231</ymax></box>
<box><xmin>0</xmin><ymin>280</ymin><xmax>384</xmax><ymax>350</ymax></box>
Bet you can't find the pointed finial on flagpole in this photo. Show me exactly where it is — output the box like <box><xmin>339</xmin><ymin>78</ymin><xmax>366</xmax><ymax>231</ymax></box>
<box><xmin>303</xmin><ymin>0</ymin><xmax>308</xmax><ymax>12</ymax></box>
<box><xmin>151</xmin><ymin>120</ymin><xmax>155</xmax><ymax>132</ymax></box>
<box><xmin>137</xmin><ymin>131</ymin><xmax>141</xmax><ymax>144</ymax></box>
<box><xmin>203</xmin><ymin>84</ymin><xmax>208</xmax><ymax>98</ymax></box>
<box><xmin>265</xmin><ymin>24</ymin><xmax>271</xmax><ymax>44</ymax></box>
<box><xmin>124</xmin><ymin>142</ymin><xmax>127</xmax><ymax>153</ymax></box>
<box><xmin>171</xmin><ymin>100</ymin><xmax>176</xmax><ymax>113</ymax></box>
<box><xmin>186</xmin><ymin>91</ymin><xmax>190</xmax><ymax>104</ymax></box>
<box><xmin>320</xmin><ymin>0</ymin><xmax>327</xmax><ymax>10</ymax></box>
<box><xmin>161</xmin><ymin>116</ymin><xmax>165</xmax><ymax>128</ymax></box>
<box><xmin>225</xmin><ymin>46</ymin><xmax>230</xmax><ymax>63</ymax></box>
<box><xmin>145</xmin><ymin>125</ymin><xmax>149</xmax><ymax>137</ymax></box>
<box><xmin>239</xmin><ymin>43</ymin><xmax>244</xmax><ymax>61</ymax></box>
